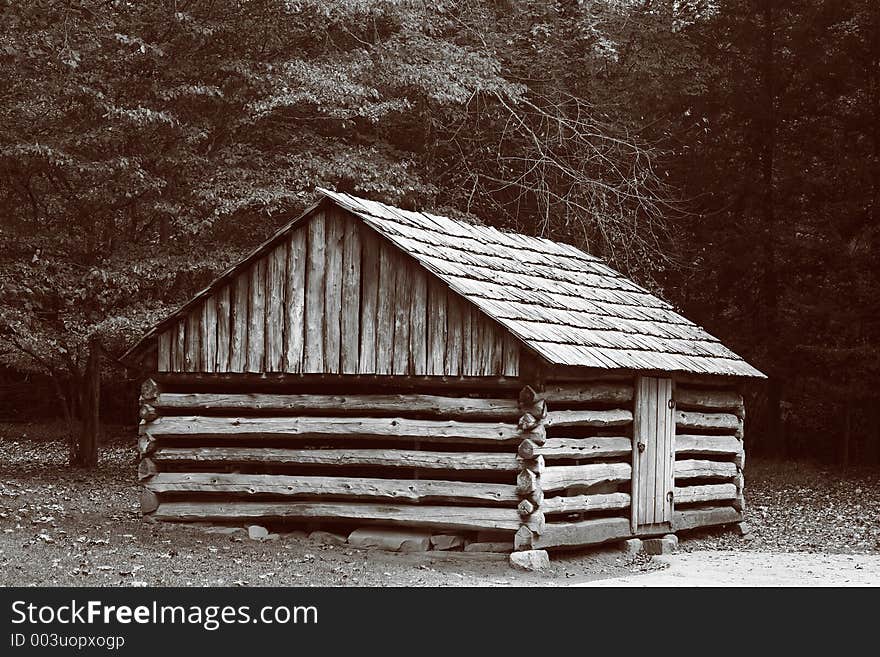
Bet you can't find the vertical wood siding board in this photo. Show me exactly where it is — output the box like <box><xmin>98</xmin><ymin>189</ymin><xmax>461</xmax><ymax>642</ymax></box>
<box><xmin>666</xmin><ymin>379</ymin><xmax>673</xmax><ymax>519</ymax></box>
<box><xmin>636</xmin><ymin>377</ymin><xmax>650</xmax><ymax>526</ymax></box>
<box><xmin>246</xmin><ymin>260</ymin><xmax>266</xmax><ymax>373</ymax></box>
<box><xmin>185</xmin><ymin>305</ymin><xmax>201</xmax><ymax>372</ymax></box>
<box><xmin>202</xmin><ymin>297</ymin><xmax>217</xmax><ymax>373</ymax></box>
<box><xmin>341</xmin><ymin>216</ymin><xmax>362</xmax><ymax>374</ymax></box>
<box><xmin>491</xmin><ymin>327</ymin><xmax>504</xmax><ymax>375</ymax></box>
<box><xmin>487</xmin><ymin>329</ymin><xmax>497</xmax><ymax>376</ymax></box>
<box><xmin>444</xmin><ymin>296</ymin><xmax>462</xmax><ymax>376</ymax></box>
<box><xmin>427</xmin><ymin>279</ymin><xmax>447</xmax><ymax>375</ymax></box>
<box><xmin>285</xmin><ymin>229</ymin><xmax>306</xmax><ymax>373</ymax></box>
<box><xmin>375</xmin><ymin>241</ymin><xmax>396</xmax><ymax>375</ymax></box>
<box><xmin>175</xmin><ymin>320</ymin><xmax>185</xmax><ymax>372</ymax></box>
<box><xmin>392</xmin><ymin>259</ymin><xmax>412</xmax><ymax>375</ymax></box>
<box><xmin>642</xmin><ymin>378</ymin><xmax>653</xmax><ymax>525</ymax></box>
<box><xmin>473</xmin><ymin>310</ymin><xmax>483</xmax><ymax>376</ymax></box>
<box><xmin>654</xmin><ymin>378</ymin><xmax>665</xmax><ymax>522</ymax></box>
<box><xmin>502</xmin><ymin>333</ymin><xmax>519</xmax><ymax>377</ymax></box>
<box><xmin>229</xmin><ymin>274</ymin><xmax>248</xmax><ymax>373</ymax></box>
<box><xmin>358</xmin><ymin>228</ymin><xmax>379</xmax><ymax>374</ymax></box>
<box><xmin>488</xmin><ymin>321</ymin><xmax>500</xmax><ymax>375</ymax></box>
<box><xmin>643</xmin><ymin>377</ymin><xmax>653</xmax><ymax>525</ymax></box>
<box><xmin>647</xmin><ymin>377</ymin><xmax>659</xmax><ymax>525</ymax></box>
<box><xmin>634</xmin><ymin>377</ymin><xmax>643</xmax><ymax>526</ymax></box>
<box><xmin>460</xmin><ymin>304</ymin><xmax>473</xmax><ymax>376</ymax></box>
<box><xmin>264</xmin><ymin>243</ymin><xmax>287</xmax><ymax>373</ymax></box>
<box><xmin>409</xmin><ymin>266</ymin><xmax>428</xmax><ymax>375</ymax></box>
<box><xmin>215</xmin><ymin>285</ymin><xmax>231</xmax><ymax>372</ymax></box>
<box><xmin>304</xmin><ymin>213</ymin><xmax>326</xmax><ymax>373</ymax></box>
<box><xmin>324</xmin><ymin>211</ymin><xmax>344</xmax><ymax>374</ymax></box>
<box><xmin>472</xmin><ymin>315</ymin><xmax>483</xmax><ymax>376</ymax></box>
<box><xmin>157</xmin><ymin>331</ymin><xmax>171</xmax><ymax>372</ymax></box>
<box><xmin>630</xmin><ymin>379</ymin><xmax>641</xmax><ymax>532</ymax></box>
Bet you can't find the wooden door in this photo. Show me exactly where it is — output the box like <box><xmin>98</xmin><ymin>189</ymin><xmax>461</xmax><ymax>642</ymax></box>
<box><xmin>631</xmin><ymin>376</ymin><xmax>675</xmax><ymax>533</ymax></box>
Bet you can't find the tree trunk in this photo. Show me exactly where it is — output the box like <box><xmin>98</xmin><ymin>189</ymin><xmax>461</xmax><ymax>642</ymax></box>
<box><xmin>77</xmin><ymin>337</ymin><xmax>100</xmax><ymax>468</ymax></box>
<box><xmin>49</xmin><ymin>375</ymin><xmax>77</xmax><ymax>464</ymax></box>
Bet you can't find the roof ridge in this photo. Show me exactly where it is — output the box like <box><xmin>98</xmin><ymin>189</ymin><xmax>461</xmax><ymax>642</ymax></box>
<box><xmin>316</xmin><ymin>188</ymin><xmax>601</xmax><ymax>263</ymax></box>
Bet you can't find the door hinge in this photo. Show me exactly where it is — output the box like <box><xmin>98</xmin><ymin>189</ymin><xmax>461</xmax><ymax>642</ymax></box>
<box><xmin>668</xmin><ymin>399</ymin><xmax>676</xmax><ymax>409</ymax></box>
<box><xmin>667</xmin><ymin>490</ymin><xmax>674</xmax><ymax>502</ymax></box>
<box><xmin>637</xmin><ymin>441</ymin><xmax>646</xmax><ymax>453</ymax></box>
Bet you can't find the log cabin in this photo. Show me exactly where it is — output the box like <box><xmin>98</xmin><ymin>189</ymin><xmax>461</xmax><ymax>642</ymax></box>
<box><xmin>123</xmin><ymin>188</ymin><xmax>764</xmax><ymax>551</ymax></box>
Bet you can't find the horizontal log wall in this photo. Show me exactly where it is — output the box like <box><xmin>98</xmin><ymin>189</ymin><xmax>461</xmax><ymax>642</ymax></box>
<box><xmin>139</xmin><ymin>375</ymin><xmax>747</xmax><ymax>545</ymax></box>
<box><xmin>155</xmin><ymin>207</ymin><xmax>519</xmax><ymax>377</ymax></box>
<box><xmin>514</xmin><ymin>380</ymin><xmax>636</xmax><ymax>551</ymax></box>
<box><xmin>672</xmin><ymin>381</ymin><xmax>746</xmax><ymax>526</ymax></box>
<box><xmin>139</xmin><ymin>379</ymin><xmax>546</xmax><ymax>538</ymax></box>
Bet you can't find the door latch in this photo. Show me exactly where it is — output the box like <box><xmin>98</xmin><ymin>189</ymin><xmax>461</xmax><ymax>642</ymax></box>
<box><xmin>637</xmin><ymin>441</ymin><xmax>646</xmax><ymax>453</ymax></box>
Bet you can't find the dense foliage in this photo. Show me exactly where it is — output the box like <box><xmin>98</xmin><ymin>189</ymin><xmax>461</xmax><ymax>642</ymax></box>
<box><xmin>1</xmin><ymin>0</ymin><xmax>877</xmax><ymax>464</ymax></box>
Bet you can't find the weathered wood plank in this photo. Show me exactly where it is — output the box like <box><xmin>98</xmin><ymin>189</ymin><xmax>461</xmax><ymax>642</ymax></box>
<box><xmin>675</xmin><ymin>434</ymin><xmax>743</xmax><ymax>458</ymax></box>
<box><xmin>375</xmin><ymin>241</ymin><xmax>396</xmax><ymax>375</ymax></box>
<box><xmin>477</xmin><ymin>316</ymin><xmax>494</xmax><ymax>375</ymax></box>
<box><xmin>674</xmin><ymin>387</ymin><xmax>744</xmax><ymax>417</ymax></box>
<box><xmin>545</xmin><ymin>409</ymin><xmax>633</xmax><ymax>428</ymax></box>
<box><xmin>358</xmin><ymin>228</ymin><xmax>379</xmax><ymax>374</ymax></box>
<box><xmin>409</xmin><ymin>266</ymin><xmax>428</xmax><ymax>375</ymax></box>
<box><xmin>145</xmin><ymin>415</ymin><xmax>543</xmax><ymax>445</ymax></box>
<box><xmin>518</xmin><ymin>436</ymin><xmax>632</xmax><ymax>461</ymax></box>
<box><xmin>656</xmin><ymin>377</ymin><xmax>672</xmax><ymax>523</ymax></box>
<box><xmin>284</xmin><ymin>229</ymin><xmax>306</xmax><ymax>373</ymax></box>
<box><xmin>151</xmin><ymin>446</ymin><xmax>523</xmax><ymax>472</ymax></box>
<box><xmin>265</xmin><ymin>242</ymin><xmax>287</xmax><ymax>372</ymax></box>
<box><xmin>229</xmin><ymin>275</ymin><xmax>248</xmax><ymax>373</ymax></box>
<box><xmin>501</xmin><ymin>333</ymin><xmax>519</xmax><ymax>377</ymax></box>
<box><xmin>674</xmin><ymin>459</ymin><xmax>738</xmax><ymax>480</ymax></box>
<box><xmin>173</xmin><ymin>320</ymin><xmax>186</xmax><ymax>372</ymax></box>
<box><xmin>532</xmin><ymin>517</ymin><xmax>631</xmax><ymax>549</ymax></box>
<box><xmin>392</xmin><ymin>259</ymin><xmax>412</xmax><ymax>375</ymax></box>
<box><xmin>541</xmin><ymin>492</ymin><xmax>631</xmax><ymax>515</ymax></box>
<box><xmin>340</xmin><ymin>216</ymin><xmax>361</xmax><ymax>374</ymax></box>
<box><xmin>157</xmin><ymin>331</ymin><xmax>172</xmax><ymax>372</ymax></box>
<box><xmin>672</xmin><ymin>506</ymin><xmax>742</xmax><ymax>531</ymax></box>
<box><xmin>304</xmin><ymin>212</ymin><xmax>326</xmax><ymax>372</ymax></box>
<box><xmin>152</xmin><ymin>501</ymin><xmax>523</xmax><ymax>533</ymax></box>
<box><xmin>215</xmin><ymin>285</ymin><xmax>231</xmax><ymax>372</ymax></box>
<box><xmin>541</xmin><ymin>462</ymin><xmax>632</xmax><ymax>493</ymax></box>
<box><xmin>147</xmin><ymin>472</ymin><xmax>518</xmax><ymax>504</ymax></box>
<box><xmin>676</xmin><ymin>410</ymin><xmax>740</xmax><ymax>433</ymax></box>
<box><xmin>460</xmin><ymin>305</ymin><xmax>473</xmax><ymax>376</ymax></box>
<box><xmin>201</xmin><ymin>294</ymin><xmax>218</xmax><ymax>373</ymax></box>
<box><xmin>184</xmin><ymin>306</ymin><xmax>201</xmax><ymax>372</ymax></box>
<box><xmin>426</xmin><ymin>278</ymin><xmax>447</xmax><ymax>375</ymax></box>
<box><xmin>444</xmin><ymin>296</ymin><xmax>463</xmax><ymax>376</ymax></box>
<box><xmin>154</xmin><ymin>392</ymin><xmax>526</xmax><ymax>421</ymax></box>
<box><xmin>541</xmin><ymin>382</ymin><xmax>634</xmax><ymax>405</ymax></box>
<box><xmin>246</xmin><ymin>261</ymin><xmax>266</xmax><ymax>373</ymax></box>
<box><xmin>674</xmin><ymin>483</ymin><xmax>738</xmax><ymax>505</ymax></box>
<box><xmin>323</xmin><ymin>210</ymin><xmax>344</xmax><ymax>374</ymax></box>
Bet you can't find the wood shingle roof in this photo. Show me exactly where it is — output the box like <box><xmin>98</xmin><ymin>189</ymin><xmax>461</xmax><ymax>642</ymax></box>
<box><xmin>319</xmin><ymin>189</ymin><xmax>764</xmax><ymax>378</ymax></box>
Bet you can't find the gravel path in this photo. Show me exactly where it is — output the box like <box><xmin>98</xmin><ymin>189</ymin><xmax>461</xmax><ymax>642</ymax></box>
<box><xmin>577</xmin><ymin>551</ymin><xmax>880</xmax><ymax>586</ymax></box>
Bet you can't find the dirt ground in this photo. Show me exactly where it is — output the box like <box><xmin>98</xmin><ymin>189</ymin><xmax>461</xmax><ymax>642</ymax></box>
<box><xmin>1</xmin><ymin>422</ymin><xmax>878</xmax><ymax>587</ymax></box>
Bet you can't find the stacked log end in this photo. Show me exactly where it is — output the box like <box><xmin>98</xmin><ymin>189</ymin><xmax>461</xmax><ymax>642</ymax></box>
<box><xmin>138</xmin><ymin>379</ymin><xmax>160</xmax><ymax>515</ymax></box>
<box><xmin>514</xmin><ymin>385</ymin><xmax>547</xmax><ymax>551</ymax></box>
